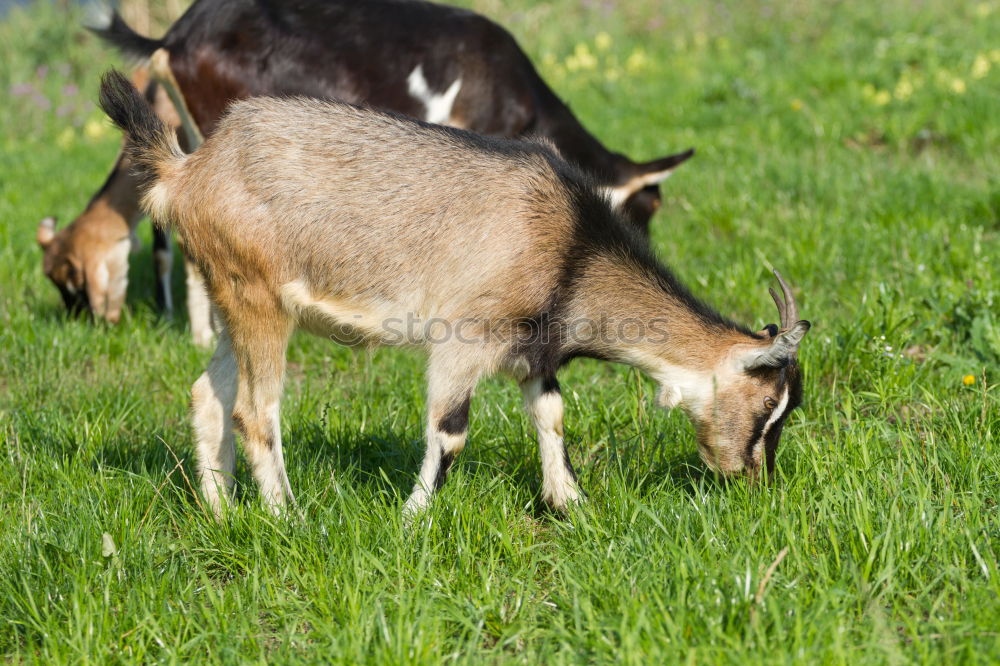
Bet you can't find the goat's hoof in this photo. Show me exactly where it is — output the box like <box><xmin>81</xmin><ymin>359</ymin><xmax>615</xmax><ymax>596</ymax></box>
<box><xmin>542</xmin><ymin>484</ymin><xmax>585</xmax><ymax>513</ymax></box>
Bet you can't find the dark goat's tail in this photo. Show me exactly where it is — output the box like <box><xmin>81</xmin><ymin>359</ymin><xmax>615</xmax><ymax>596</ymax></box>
<box><xmin>87</xmin><ymin>7</ymin><xmax>164</xmax><ymax>60</ymax></box>
<box><xmin>99</xmin><ymin>70</ymin><xmax>186</xmax><ymax>223</ymax></box>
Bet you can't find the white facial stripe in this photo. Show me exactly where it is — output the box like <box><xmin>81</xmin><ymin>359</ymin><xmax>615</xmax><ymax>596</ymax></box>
<box><xmin>406</xmin><ymin>64</ymin><xmax>462</xmax><ymax>125</ymax></box>
<box><xmin>756</xmin><ymin>387</ymin><xmax>791</xmax><ymax>454</ymax></box>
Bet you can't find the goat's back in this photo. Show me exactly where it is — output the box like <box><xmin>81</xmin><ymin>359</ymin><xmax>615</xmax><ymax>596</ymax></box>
<box><xmin>170</xmin><ymin>97</ymin><xmax>596</xmax><ymax>321</ymax></box>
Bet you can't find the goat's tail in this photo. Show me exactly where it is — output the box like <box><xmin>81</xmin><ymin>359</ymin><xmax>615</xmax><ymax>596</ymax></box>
<box><xmin>87</xmin><ymin>6</ymin><xmax>164</xmax><ymax>61</ymax></box>
<box><xmin>99</xmin><ymin>69</ymin><xmax>186</xmax><ymax>225</ymax></box>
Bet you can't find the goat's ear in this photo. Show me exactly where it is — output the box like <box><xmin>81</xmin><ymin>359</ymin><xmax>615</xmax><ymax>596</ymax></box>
<box><xmin>739</xmin><ymin>320</ymin><xmax>811</xmax><ymax>370</ymax></box>
<box><xmin>603</xmin><ymin>148</ymin><xmax>695</xmax><ymax>207</ymax></box>
<box><xmin>636</xmin><ymin>149</ymin><xmax>696</xmax><ymax>179</ymax></box>
<box><xmin>37</xmin><ymin>216</ymin><xmax>57</xmax><ymax>249</ymax></box>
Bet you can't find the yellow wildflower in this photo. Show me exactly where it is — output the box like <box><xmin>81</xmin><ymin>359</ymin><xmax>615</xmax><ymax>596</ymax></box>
<box><xmin>894</xmin><ymin>77</ymin><xmax>914</xmax><ymax>100</ymax></box>
<box><xmin>594</xmin><ymin>32</ymin><xmax>612</xmax><ymax>52</ymax></box>
<box><xmin>975</xmin><ymin>2</ymin><xmax>993</xmax><ymax>17</ymax></box>
<box><xmin>790</xmin><ymin>98</ymin><xmax>804</xmax><ymax>111</ymax></box>
<box><xmin>566</xmin><ymin>43</ymin><xmax>597</xmax><ymax>71</ymax></box>
<box><xmin>626</xmin><ymin>48</ymin><xmax>648</xmax><ymax>73</ymax></box>
<box><xmin>84</xmin><ymin>118</ymin><xmax>108</xmax><ymax>140</ymax></box>
<box><xmin>873</xmin><ymin>90</ymin><xmax>891</xmax><ymax>106</ymax></box>
<box><xmin>950</xmin><ymin>77</ymin><xmax>967</xmax><ymax>94</ymax></box>
<box><xmin>56</xmin><ymin>127</ymin><xmax>75</xmax><ymax>149</ymax></box>
<box><xmin>963</xmin><ymin>374</ymin><xmax>976</xmax><ymax>386</ymax></box>
<box><xmin>972</xmin><ymin>54</ymin><xmax>990</xmax><ymax>79</ymax></box>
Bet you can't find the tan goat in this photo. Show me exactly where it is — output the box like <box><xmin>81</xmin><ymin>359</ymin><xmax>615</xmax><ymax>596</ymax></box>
<box><xmin>37</xmin><ymin>67</ymin><xmax>217</xmax><ymax>346</ymax></box>
<box><xmin>98</xmin><ymin>70</ymin><xmax>811</xmax><ymax>516</ymax></box>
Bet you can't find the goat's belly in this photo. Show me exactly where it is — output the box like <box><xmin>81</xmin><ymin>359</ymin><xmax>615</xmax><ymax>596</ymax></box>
<box><xmin>279</xmin><ymin>279</ymin><xmax>424</xmax><ymax>348</ymax></box>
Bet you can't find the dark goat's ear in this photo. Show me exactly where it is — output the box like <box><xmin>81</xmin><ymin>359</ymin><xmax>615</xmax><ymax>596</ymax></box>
<box><xmin>637</xmin><ymin>148</ymin><xmax>695</xmax><ymax>176</ymax></box>
<box><xmin>603</xmin><ymin>148</ymin><xmax>694</xmax><ymax>207</ymax></box>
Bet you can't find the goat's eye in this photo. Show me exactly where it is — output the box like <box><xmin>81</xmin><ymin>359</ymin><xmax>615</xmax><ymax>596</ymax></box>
<box><xmin>764</xmin><ymin>397</ymin><xmax>777</xmax><ymax>410</ymax></box>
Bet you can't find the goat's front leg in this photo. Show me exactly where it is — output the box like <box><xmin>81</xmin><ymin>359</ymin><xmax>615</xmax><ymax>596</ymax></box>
<box><xmin>403</xmin><ymin>352</ymin><xmax>479</xmax><ymax>517</ymax></box>
<box><xmin>104</xmin><ymin>237</ymin><xmax>132</xmax><ymax>325</ymax></box>
<box><xmin>521</xmin><ymin>375</ymin><xmax>581</xmax><ymax>511</ymax></box>
<box><xmin>191</xmin><ymin>327</ymin><xmax>238</xmax><ymax>516</ymax></box>
<box><xmin>185</xmin><ymin>258</ymin><xmax>216</xmax><ymax>347</ymax></box>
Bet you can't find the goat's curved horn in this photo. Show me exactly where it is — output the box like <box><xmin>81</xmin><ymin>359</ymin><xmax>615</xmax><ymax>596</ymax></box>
<box><xmin>768</xmin><ymin>270</ymin><xmax>799</xmax><ymax>328</ymax></box>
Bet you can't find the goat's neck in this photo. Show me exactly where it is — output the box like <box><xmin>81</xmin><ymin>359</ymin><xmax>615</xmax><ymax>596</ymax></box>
<box><xmin>534</xmin><ymin>90</ymin><xmax>629</xmax><ymax>182</ymax></box>
<box><xmin>84</xmin><ymin>154</ymin><xmax>146</xmax><ymax>230</ymax></box>
<box><xmin>561</xmin><ymin>253</ymin><xmax>750</xmax><ymax>382</ymax></box>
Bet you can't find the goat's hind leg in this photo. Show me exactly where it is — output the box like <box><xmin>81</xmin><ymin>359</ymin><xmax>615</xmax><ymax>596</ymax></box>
<box><xmin>228</xmin><ymin>315</ymin><xmax>295</xmax><ymax>513</ymax></box>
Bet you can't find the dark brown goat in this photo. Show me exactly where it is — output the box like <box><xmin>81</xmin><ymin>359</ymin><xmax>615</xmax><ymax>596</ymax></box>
<box><xmin>40</xmin><ymin>0</ymin><xmax>693</xmax><ymax>339</ymax></box>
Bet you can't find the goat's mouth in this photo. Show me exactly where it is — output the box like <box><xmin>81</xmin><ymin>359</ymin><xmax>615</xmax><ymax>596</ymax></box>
<box><xmin>741</xmin><ymin>465</ymin><xmax>765</xmax><ymax>484</ymax></box>
<box><xmin>696</xmin><ymin>443</ymin><xmax>724</xmax><ymax>475</ymax></box>
<box><xmin>696</xmin><ymin>444</ymin><xmax>764</xmax><ymax>482</ymax></box>
<box><xmin>56</xmin><ymin>284</ymin><xmax>89</xmax><ymax>317</ymax></box>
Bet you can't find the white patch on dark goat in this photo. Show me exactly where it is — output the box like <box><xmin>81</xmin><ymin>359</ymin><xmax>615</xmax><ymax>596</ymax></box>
<box><xmin>407</xmin><ymin>64</ymin><xmax>462</xmax><ymax>125</ymax></box>
<box><xmin>84</xmin><ymin>2</ymin><xmax>113</xmax><ymax>31</ymax></box>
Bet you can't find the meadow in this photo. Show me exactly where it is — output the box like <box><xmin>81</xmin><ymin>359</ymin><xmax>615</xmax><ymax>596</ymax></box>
<box><xmin>1</xmin><ymin>0</ymin><xmax>999</xmax><ymax>662</ymax></box>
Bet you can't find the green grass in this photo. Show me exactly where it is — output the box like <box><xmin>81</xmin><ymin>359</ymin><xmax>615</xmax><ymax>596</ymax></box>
<box><xmin>2</xmin><ymin>0</ymin><xmax>999</xmax><ymax>662</ymax></box>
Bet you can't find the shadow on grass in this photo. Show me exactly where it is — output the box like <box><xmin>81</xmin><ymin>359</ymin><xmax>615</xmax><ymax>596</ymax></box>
<box><xmin>94</xmin><ymin>422</ymin><xmax>425</xmax><ymax>512</ymax></box>
<box><xmin>93</xmin><ymin>408</ymin><xmax>725</xmax><ymax>519</ymax></box>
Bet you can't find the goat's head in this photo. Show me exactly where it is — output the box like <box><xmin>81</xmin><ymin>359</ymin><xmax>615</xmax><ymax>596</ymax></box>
<box><xmin>36</xmin><ymin>198</ymin><xmax>135</xmax><ymax>323</ymax></box>
<box><xmin>656</xmin><ymin>271</ymin><xmax>810</xmax><ymax>480</ymax></box>
<box><xmin>37</xmin><ymin>216</ymin><xmax>90</xmax><ymax>316</ymax></box>
<box><xmin>605</xmin><ymin>148</ymin><xmax>695</xmax><ymax>231</ymax></box>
